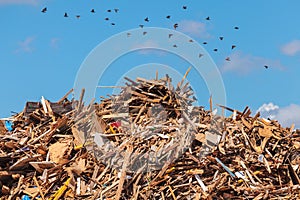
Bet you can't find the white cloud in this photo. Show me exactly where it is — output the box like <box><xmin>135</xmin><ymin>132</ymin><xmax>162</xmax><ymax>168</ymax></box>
<box><xmin>15</xmin><ymin>36</ymin><xmax>35</xmax><ymax>53</ymax></box>
<box><xmin>257</xmin><ymin>103</ymin><xmax>279</xmax><ymax>112</ymax></box>
<box><xmin>221</xmin><ymin>51</ymin><xmax>285</xmax><ymax>74</ymax></box>
<box><xmin>257</xmin><ymin>103</ymin><xmax>300</xmax><ymax>128</ymax></box>
<box><xmin>257</xmin><ymin>103</ymin><xmax>279</xmax><ymax>120</ymax></box>
<box><xmin>177</xmin><ymin>20</ymin><xmax>210</xmax><ymax>39</ymax></box>
<box><xmin>276</xmin><ymin>104</ymin><xmax>300</xmax><ymax>128</ymax></box>
<box><xmin>0</xmin><ymin>0</ymin><xmax>38</xmax><ymax>5</ymax></box>
<box><xmin>281</xmin><ymin>40</ymin><xmax>300</xmax><ymax>56</ymax></box>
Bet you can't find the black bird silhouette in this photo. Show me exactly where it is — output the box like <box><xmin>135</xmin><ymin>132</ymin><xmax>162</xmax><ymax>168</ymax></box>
<box><xmin>91</xmin><ymin>9</ymin><xmax>95</xmax><ymax>13</ymax></box>
<box><xmin>183</xmin><ymin>5</ymin><xmax>187</xmax><ymax>10</ymax></box>
<box><xmin>64</xmin><ymin>12</ymin><xmax>68</xmax><ymax>17</ymax></box>
<box><xmin>173</xmin><ymin>44</ymin><xmax>178</xmax><ymax>48</ymax></box>
<box><xmin>139</xmin><ymin>24</ymin><xmax>144</xmax><ymax>28</ymax></box>
<box><xmin>234</xmin><ymin>26</ymin><xmax>239</xmax><ymax>30</ymax></box>
<box><xmin>206</xmin><ymin>16</ymin><xmax>210</xmax><ymax>20</ymax></box>
<box><xmin>231</xmin><ymin>45</ymin><xmax>236</xmax><ymax>50</ymax></box>
<box><xmin>199</xmin><ymin>53</ymin><xmax>204</xmax><ymax>58</ymax></box>
<box><xmin>189</xmin><ymin>39</ymin><xmax>193</xmax><ymax>42</ymax></box>
<box><xmin>166</xmin><ymin>15</ymin><xmax>171</xmax><ymax>19</ymax></box>
<box><xmin>225</xmin><ymin>57</ymin><xmax>231</xmax><ymax>61</ymax></box>
<box><xmin>168</xmin><ymin>34</ymin><xmax>173</xmax><ymax>38</ymax></box>
<box><xmin>111</xmin><ymin>23</ymin><xmax>115</xmax><ymax>26</ymax></box>
<box><xmin>107</xmin><ymin>9</ymin><xmax>112</xmax><ymax>12</ymax></box>
<box><xmin>264</xmin><ymin>65</ymin><xmax>269</xmax><ymax>69</ymax></box>
<box><xmin>105</xmin><ymin>17</ymin><xmax>109</xmax><ymax>21</ymax></box>
<box><xmin>213</xmin><ymin>48</ymin><xmax>218</xmax><ymax>52</ymax></box>
<box><xmin>144</xmin><ymin>17</ymin><xmax>149</xmax><ymax>22</ymax></box>
<box><xmin>143</xmin><ymin>31</ymin><xmax>147</xmax><ymax>35</ymax></box>
<box><xmin>114</xmin><ymin>9</ymin><xmax>119</xmax><ymax>13</ymax></box>
<box><xmin>76</xmin><ymin>15</ymin><xmax>80</xmax><ymax>19</ymax></box>
<box><xmin>173</xmin><ymin>23</ymin><xmax>178</xmax><ymax>29</ymax></box>
<box><xmin>41</xmin><ymin>7</ymin><xmax>47</xmax><ymax>13</ymax></box>
<box><xmin>203</xmin><ymin>42</ymin><xmax>207</xmax><ymax>45</ymax></box>
<box><xmin>219</xmin><ymin>36</ymin><xmax>224</xmax><ymax>40</ymax></box>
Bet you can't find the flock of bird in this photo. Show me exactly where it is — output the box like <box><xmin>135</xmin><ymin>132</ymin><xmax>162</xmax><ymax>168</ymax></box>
<box><xmin>41</xmin><ymin>7</ymin><xmax>119</xmax><ymax>25</ymax></box>
<box><xmin>41</xmin><ymin>5</ymin><xmax>269</xmax><ymax>69</ymax></box>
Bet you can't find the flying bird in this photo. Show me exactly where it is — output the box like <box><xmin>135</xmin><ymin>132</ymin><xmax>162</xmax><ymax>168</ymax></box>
<box><xmin>183</xmin><ymin>5</ymin><xmax>187</xmax><ymax>10</ymax></box>
<box><xmin>173</xmin><ymin>23</ymin><xmax>178</xmax><ymax>29</ymax></box>
<box><xmin>114</xmin><ymin>8</ymin><xmax>119</xmax><ymax>13</ymax></box>
<box><xmin>143</xmin><ymin>31</ymin><xmax>147</xmax><ymax>35</ymax></box>
<box><xmin>139</xmin><ymin>24</ymin><xmax>144</xmax><ymax>28</ymax></box>
<box><xmin>203</xmin><ymin>42</ymin><xmax>207</xmax><ymax>45</ymax></box>
<box><xmin>166</xmin><ymin>15</ymin><xmax>171</xmax><ymax>19</ymax></box>
<box><xmin>168</xmin><ymin>34</ymin><xmax>173</xmax><ymax>38</ymax></box>
<box><xmin>231</xmin><ymin>45</ymin><xmax>236</xmax><ymax>50</ymax></box>
<box><xmin>144</xmin><ymin>17</ymin><xmax>149</xmax><ymax>22</ymax></box>
<box><xmin>234</xmin><ymin>26</ymin><xmax>239</xmax><ymax>30</ymax></box>
<box><xmin>105</xmin><ymin>17</ymin><xmax>110</xmax><ymax>21</ymax></box>
<box><xmin>173</xmin><ymin>44</ymin><xmax>178</xmax><ymax>48</ymax></box>
<box><xmin>264</xmin><ymin>65</ymin><xmax>269</xmax><ymax>69</ymax></box>
<box><xmin>41</xmin><ymin>7</ymin><xmax>47</xmax><ymax>13</ymax></box>
<box><xmin>76</xmin><ymin>15</ymin><xmax>80</xmax><ymax>19</ymax></box>
<box><xmin>219</xmin><ymin>36</ymin><xmax>224</xmax><ymax>40</ymax></box>
<box><xmin>213</xmin><ymin>48</ymin><xmax>218</xmax><ymax>52</ymax></box>
<box><xmin>199</xmin><ymin>53</ymin><xmax>204</xmax><ymax>58</ymax></box>
<box><xmin>111</xmin><ymin>23</ymin><xmax>115</xmax><ymax>26</ymax></box>
<box><xmin>91</xmin><ymin>9</ymin><xmax>95</xmax><ymax>13</ymax></box>
<box><xmin>189</xmin><ymin>39</ymin><xmax>193</xmax><ymax>43</ymax></box>
<box><xmin>64</xmin><ymin>12</ymin><xmax>68</xmax><ymax>17</ymax></box>
<box><xmin>225</xmin><ymin>57</ymin><xmax>231</xmax><ymax>61</ymax></box>
<box><xmin>107</xmin><ymin>9</ymin><xmax>112</xmax><ymax>12</ymax></box>
<box><xmin>205</xmin><ymin>16</ymin><xmax>210</xmax><ymax>20</ymax></box>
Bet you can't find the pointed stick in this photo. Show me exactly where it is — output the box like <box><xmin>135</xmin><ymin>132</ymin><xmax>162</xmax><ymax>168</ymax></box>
<box><xmin>58</xmin><ymin>89</ymin><xmax>74</xmax><ymax>103</ymax></box>
<box><xmin>177</xmin><ymin>67</ymin><xmax>191</xmax><ymax>89</ymax></box>
<box><xmin>115</xmin><ymin>145</ymin><xmax>133</xmax><ymax>200</ymax></box>
<box><xmin>217</xmin><ymin>104</ymin><xmax>243</xmax><ymax>115</ymax></box>
<box><xmin>33</xmin><ymin>176</ymin><xmax>45</xmax><ymax>200</ymax></box>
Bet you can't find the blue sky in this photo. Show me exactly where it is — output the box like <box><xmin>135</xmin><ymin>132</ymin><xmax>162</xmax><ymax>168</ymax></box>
<box><xmin>0</xmin><ymin>0</ymin><xmax>300</xmax><ymax>127</ymax></box>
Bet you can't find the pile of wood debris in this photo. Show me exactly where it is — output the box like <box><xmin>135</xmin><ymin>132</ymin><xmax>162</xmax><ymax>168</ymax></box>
<box><xmin>0</xmin><ymin>73</ymin><xmax>299</xmax><ymax>199</ymax></box>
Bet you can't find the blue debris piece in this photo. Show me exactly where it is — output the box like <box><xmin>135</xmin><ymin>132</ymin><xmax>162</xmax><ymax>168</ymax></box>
<box><xmin>5</xmin><ymin>120</ymin><xmax>13</xmax><ymax>131</ymax></box>
<box><xmin>22</xmin><ymin>195</ymin><xmax>30</xmax><ymax>200</ymax></box>
<box><xmin>215</xmin><ymin>157</ymin><xmax>236</xmax><ymax>178</ymax></box>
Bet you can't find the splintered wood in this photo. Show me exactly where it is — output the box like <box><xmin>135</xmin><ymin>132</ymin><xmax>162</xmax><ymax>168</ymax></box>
<box><xmin>91</xmin><ymin>72</ymin><xmax>207</xmax><ymax>174</ymax></box>
<box><xmin>0</xmin><ymin>76</ymin><xmax>299</xmax><ymax>199</ymax></box>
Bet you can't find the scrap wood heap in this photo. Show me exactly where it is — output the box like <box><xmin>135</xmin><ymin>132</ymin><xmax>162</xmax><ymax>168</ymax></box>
<box><xmin>0</xmin><ymin>74</ymin><xmax>299</xmax><ymax>199</ymax></box>
<box><xmin>90</xmin><ymin>74</ymin><xmax>212</xmax><ymax>173</ymax></box>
